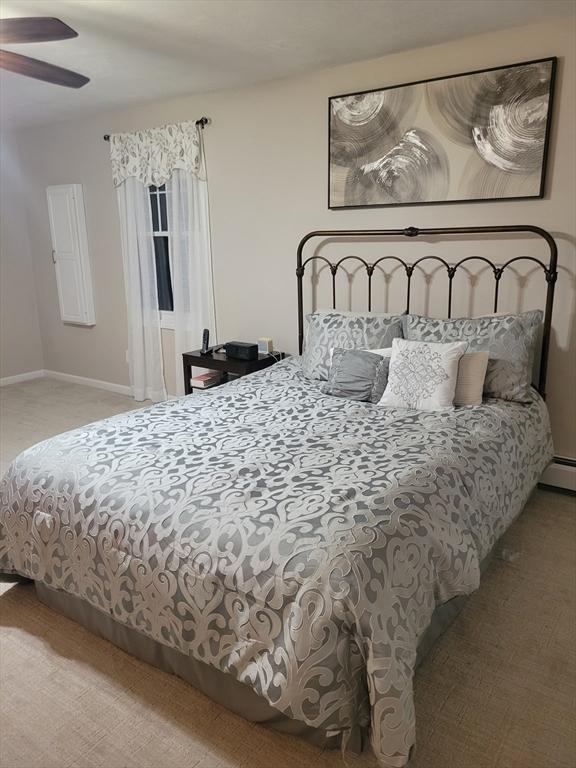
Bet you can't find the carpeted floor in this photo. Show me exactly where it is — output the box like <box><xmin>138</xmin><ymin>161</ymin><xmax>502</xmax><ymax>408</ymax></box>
<box><xmin>0</xmin><ymin>379</ymin><xmax>575</xmax><ymax>768</ymax></box>
<box><xmin>0</xmin><ymin>377</ymin><xmax>147</xmax><ymax>476</ymax></box>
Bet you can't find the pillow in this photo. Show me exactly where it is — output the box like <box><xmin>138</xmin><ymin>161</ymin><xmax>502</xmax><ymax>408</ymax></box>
<box><xmin>479</xmin><ymin>311</ymin><xmax>543</xmax><ymax>385</ymax></box>
<box><xmin>454</xmin><ymin>351</ymin><xmax>489</xmax><ymax>407</ymax></box>
<box><xmin>379</xmin><ymin>338</ymin><xmax>467</xmax><ymax>411</ymax></box>
<box><xmin>405</xmin><ymin>310</ymin><xmax>542</xmax><ymax>402</ymax></box>
<box><xmin>322</xmin><ymin>348</ymin><xmax>390</xmax><ymax>402</ymax></box>
<box><xmin>366</xmin><ymin>347</ymin><xmax>394</xmax><ymax>357</ymax></box>
<box><xmin>302</xmin><ymin>310</ymin><xmax>404</xmax><ymax>381</ymax></box>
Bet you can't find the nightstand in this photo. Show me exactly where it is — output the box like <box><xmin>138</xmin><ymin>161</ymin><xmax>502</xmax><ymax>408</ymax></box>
<box><xmin>182</xmin><ymin>349</ymin><xmax>286</xmax><ymax>394</ymax></box>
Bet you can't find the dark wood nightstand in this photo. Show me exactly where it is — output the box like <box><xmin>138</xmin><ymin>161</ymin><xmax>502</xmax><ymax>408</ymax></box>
<box><xmin>182</xmin><ymin>349</ymin><xmax>285</xmax><ymax>394</ymax></box>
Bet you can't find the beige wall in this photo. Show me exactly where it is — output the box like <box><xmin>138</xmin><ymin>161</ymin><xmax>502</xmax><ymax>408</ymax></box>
<box><xmin>13</xmin><ymin>17</ymin><xmax>576</xmax><ymax>457</ymax></box>
<box><xmin>0</xmin><ymin>134</ymin><xmax>44</xmax><ymax>379</ymax></box>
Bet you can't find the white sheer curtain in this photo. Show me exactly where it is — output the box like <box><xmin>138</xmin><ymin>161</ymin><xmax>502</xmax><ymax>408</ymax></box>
<box><xmin>109</xmin><ymin>120</ymin><xmax>215</xmax><ymax>401</ymax></box>
<box><xmin>116</xmin><ymin>177</ymin><xmax>166</xmax><ymax>402</ymax></box>
<box><xmin>167</xmin><ymin>167</ymin><xmax>216</xmax><ymax>397</ymax></box>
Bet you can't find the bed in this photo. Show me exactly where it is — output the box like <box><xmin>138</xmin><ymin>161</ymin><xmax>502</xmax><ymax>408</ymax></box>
<box><xmin>0</xmin><ymin>225</ymin><xmax>558</xmax><ymax>767</ymax></box>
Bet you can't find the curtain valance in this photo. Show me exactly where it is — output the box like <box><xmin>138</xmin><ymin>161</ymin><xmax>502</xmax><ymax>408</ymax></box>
<box><xmin>109</xmin><ymin>120</ymin><xmax>202</xmax><ymax>188</ymax></box>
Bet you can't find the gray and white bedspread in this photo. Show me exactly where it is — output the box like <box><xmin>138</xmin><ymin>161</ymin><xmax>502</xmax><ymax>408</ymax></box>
<box><xmin>0</xmin><ymin>358</ymin><xmax>552</xmax><ymax>767</ymax></box>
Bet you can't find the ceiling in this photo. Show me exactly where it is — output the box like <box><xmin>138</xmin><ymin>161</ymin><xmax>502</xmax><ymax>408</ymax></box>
<box><xmin>0</xmin><ymin>0</ymin><xmax>573</xmax><ymax>129</ymax></box>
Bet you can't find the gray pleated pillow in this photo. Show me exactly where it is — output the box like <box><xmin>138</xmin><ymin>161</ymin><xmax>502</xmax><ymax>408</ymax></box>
<box><xmin>302</xmin><ymin>311</ymin><xmax>404</xmax><ymax>381</ymax></box>
<box><xmin>405</xmin><ymin>310</ymin><xmax>542</xmax><ymax>402</ymax></box>
<box><xmin>322</xmin><ymin>348</ymin><xmax>390</xmax><ymax>403</ymax></box>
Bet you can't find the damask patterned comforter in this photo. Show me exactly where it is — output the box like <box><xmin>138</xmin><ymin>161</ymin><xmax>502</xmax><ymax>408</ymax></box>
<box><xmin>0</xmin><ymin>358</ymin><xmax>553</xmax><ymax>767</ymax></box>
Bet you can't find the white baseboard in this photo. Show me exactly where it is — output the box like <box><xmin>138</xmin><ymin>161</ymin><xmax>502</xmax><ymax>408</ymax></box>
<box><xmin>0</xmin><ymin>368</ymin><xmax>131</xmax><ymax>397</ymax></box>
<box><xmin>43</xmin><ymin>370</ymin><xmax>132</xmax><ymax>397</ymax></box>
<box><xmin>0</xmin><ymin>370</ymin><xmax>45</xmax><ymax>386</ymax></box>
<box><xmin>540</xmin><ymin>459</ymin><xmax>576</xmax><ymax>493</ymax></box>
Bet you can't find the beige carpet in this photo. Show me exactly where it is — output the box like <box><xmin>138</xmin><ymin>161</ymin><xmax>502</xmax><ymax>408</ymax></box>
<box><xmin>0</xmin><ymin>377</ymin><xmax>147</xmax><ymax>476</ymax></box>
<box><xmin>0</xmin><ymin>379</ymin><xmax>575</xmax><ymax>768</ymax></box>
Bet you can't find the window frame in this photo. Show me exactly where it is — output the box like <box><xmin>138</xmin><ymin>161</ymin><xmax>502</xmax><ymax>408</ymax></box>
<box><xmin>148</xmin><ymin>184</ymin><xmax>174</xmax><ymax>329</ymax></box>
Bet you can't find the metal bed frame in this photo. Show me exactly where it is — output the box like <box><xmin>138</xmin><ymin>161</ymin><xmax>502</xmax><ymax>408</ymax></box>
<box><xmin>296</xmin><ymin>225</ymin><xmax>558</xmax><ymax>398</ymax></box>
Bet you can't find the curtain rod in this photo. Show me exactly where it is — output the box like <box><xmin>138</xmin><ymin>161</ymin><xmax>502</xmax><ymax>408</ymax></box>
<box><xmin>103</xmin><ymin>116</ymin><xmax>210</xmax><ymax>142</ymax></box>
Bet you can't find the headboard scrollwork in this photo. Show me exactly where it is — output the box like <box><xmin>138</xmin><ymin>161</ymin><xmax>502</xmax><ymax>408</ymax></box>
<box><xmin>296</xmin><ymin>225</ymin><xmax>558</xmax><ymax>398</ymax></box>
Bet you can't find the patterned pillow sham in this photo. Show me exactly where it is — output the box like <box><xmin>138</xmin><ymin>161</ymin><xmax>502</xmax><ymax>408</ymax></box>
<box><xmin>405</xmin><ymin>310</ymin><xmax>542</xmax><ymax>402</ymax></box>
<box><xmin>379</xmin><ymin>338</ymin><xmax>467</xmax><ymax>411</ymax></box>
<box><xmin>322</xmin><ymin>348</ymin><xmax>390</xmax><ymax>403</ymax></box>
<box><xmin>302</xmin><ymin>310</ymin><xmax>404</xmax><ymax>381</ymax></box>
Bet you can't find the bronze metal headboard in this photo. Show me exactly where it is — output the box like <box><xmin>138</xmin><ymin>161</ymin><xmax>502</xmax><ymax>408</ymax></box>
<box><xmin>296</xmin><ymin>225</ymin><xmax>558</xmax><ymax>398</ymax></box>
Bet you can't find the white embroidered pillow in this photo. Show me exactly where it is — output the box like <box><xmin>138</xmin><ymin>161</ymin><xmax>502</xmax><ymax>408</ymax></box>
<box><xmin>379</xmin><ymin>338</ymin><xmax>467</xmax><ymax>411</ymax></box>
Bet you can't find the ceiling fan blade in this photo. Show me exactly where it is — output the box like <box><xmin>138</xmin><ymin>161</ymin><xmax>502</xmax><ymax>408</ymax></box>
<box><xmin>0</xmin><ymin>49</ymin><xmax>89</xmax><ymax>88</ymax></box>
<box><xmin>0</xmin><ymin>17</ymin><xmax>78</xmax><ymax>44</ymax></box>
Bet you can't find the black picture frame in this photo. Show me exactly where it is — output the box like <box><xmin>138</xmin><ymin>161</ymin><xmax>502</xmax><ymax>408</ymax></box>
<box><xmin>328</xmin><ymin>56</ymin><xmax>557</xmax><ymax>210</ymax></box>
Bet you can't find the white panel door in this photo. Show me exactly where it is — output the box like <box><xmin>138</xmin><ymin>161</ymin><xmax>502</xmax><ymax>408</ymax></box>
<box><xmin>46</xmin><ymin>184</ymin><xmax>95</xmax><ymax>325</ymax></box>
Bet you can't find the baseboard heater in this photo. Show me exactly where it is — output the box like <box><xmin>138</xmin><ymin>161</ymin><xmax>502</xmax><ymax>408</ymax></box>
<box><xmin>539</xmin><ymin>456</ymin><xmax>576</xmax><ymax>495</ymax></box>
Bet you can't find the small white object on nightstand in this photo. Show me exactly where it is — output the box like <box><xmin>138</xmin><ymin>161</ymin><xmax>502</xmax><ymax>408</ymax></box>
<box><xmin>258</xmin><ymin>337</ymin><xmax>273</xmax><ymax>354</ymax></box>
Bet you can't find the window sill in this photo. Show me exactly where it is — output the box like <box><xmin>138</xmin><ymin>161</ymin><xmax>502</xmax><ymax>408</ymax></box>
<box><xmin>160</xmin><ymin>311</ymin><xmax>175</xmax><ymax>330</ymax></box>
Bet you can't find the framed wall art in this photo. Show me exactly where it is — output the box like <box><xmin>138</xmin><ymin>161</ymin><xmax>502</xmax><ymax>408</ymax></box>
<box><xmin>328</xmin><ymin>57</ymin><xmax>557</xmax><ymax>209</ymax></box>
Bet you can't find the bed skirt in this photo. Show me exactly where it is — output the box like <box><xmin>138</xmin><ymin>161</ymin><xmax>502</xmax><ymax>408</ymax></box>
<box><xmin>33</xmin><ymin>578</ymin><xmax>474</xmax><ymax>752</ymax></box>
<box><xmin>34</xmin><ymin>582</ymin><xmax>354</xmax><ymax>749</ymax></box>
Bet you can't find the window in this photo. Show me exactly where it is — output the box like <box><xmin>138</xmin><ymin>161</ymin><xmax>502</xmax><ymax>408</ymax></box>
<box><xmin>149</xmin><ymin>184</ymin><xmax>174</xmax><ymax>313</ymax></box>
